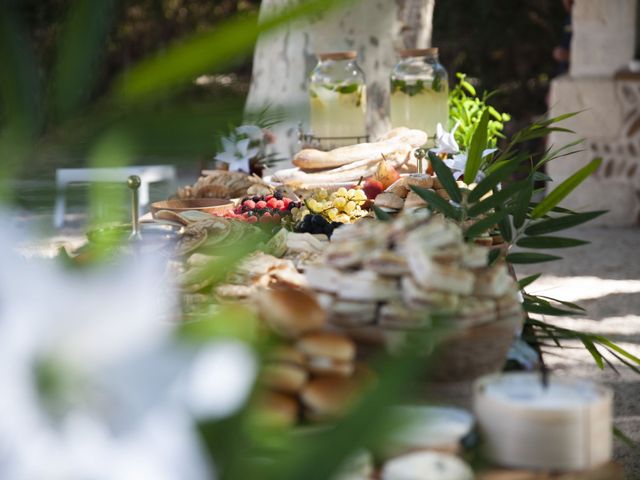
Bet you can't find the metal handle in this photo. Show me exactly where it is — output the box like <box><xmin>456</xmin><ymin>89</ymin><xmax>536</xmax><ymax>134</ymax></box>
<box><xmin>127</xmin><ymin>175</ymin><xmax>142</xmax><ymax>241</ymax></box>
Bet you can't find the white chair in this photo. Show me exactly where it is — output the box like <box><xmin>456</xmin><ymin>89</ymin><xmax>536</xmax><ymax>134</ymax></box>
<box><xmin>54</xmin><ymin>165</ymin><xmax>176</xmax><ymax>228</ymax></box>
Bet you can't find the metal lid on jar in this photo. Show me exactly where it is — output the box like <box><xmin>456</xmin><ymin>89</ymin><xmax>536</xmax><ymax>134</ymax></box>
<box><xmin>317</xmin><ymin>50</ymin><xmax>358</xmax><ymax>61</ymax></box>
<box><xmin>399</xmin><ymin>48</ymin><xmax>438</xmax><ymax>58</ymax></box>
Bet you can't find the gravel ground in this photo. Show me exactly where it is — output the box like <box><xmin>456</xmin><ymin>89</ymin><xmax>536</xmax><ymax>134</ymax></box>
<box><xmin>515</xmin><ymin>226</ymin><xmax>640</xmax><ymax>478</ymax></box>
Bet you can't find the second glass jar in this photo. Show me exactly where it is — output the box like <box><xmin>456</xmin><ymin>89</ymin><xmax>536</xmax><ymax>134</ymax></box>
<box><xmin>389</xmin><ymin>48</ymin><xmax>449</xmax><ymax>141</ymax></box>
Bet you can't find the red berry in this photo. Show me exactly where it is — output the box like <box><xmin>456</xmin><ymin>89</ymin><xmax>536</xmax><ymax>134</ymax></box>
<box><xmin>262</xmin><ymin>211</ymin><xmax>272</xmax><ymax>218</ymax></box>
<box><xmin>242</xmin><ymin>212</ymin><xmax>249</xmax><ymax>218</ymax></box>
<box><xmin>283</xmin><ymin>198</ymin><xmax>291</xmax><ymax>208</ymax></box>
<box><xmin>247</xmin><ymin>216</ymin><xmax>257</xmax><ymax>223</ymax></box>
<box><xmin>256</xmin><ymin>200</ymin><xmax>267</xmax><ymax>209</ymax></box>
<box><xmin>275</xmin><ymin>200</ymin><xmax>285</xmax><ymax>210</ymax></box>
<box><xmin>266</xmin><ymin>195</ymin><xmax>274</xmax><ymax>201</ymax></box>
<box><xmin>266</xmin><ymin>198</ymin><xmax>278</xmax><ymax>209</ymax></box>
<box><xmin>243</xmin><ymin>199</ymin><xmax>256</xmax><ymax>210</ymax></box>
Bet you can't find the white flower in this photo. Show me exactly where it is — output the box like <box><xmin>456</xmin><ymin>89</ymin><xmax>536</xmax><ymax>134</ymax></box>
<box><xmin>442</xmin><ymin>149</ymin><xmax>497</xmax><ymax>181</ymax></box>
<box><xmin>433</xmin><ymin>122</ymin><xmax>460</xmax><ymax>155</ymax></box>
<box><xmin>0</xmin><ymin>219</ymin><xmax>256</xmax><ymax>479</ymax></box>
<box><xmin>214</xmin><ymin>125</ymin><xmax>264</xmax><ymax>173</ymax></box>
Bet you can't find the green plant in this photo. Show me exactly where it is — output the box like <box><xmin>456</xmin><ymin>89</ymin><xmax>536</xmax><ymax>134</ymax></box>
<box><xmin>448</xmin><ymin>73</ymin><xmax>511</xmax><ymax>150</ymax></box>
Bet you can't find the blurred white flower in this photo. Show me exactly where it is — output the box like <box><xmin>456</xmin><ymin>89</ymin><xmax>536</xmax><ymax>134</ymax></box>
<box><xmin>0</xmin><ymin>220</ymin><xmax>256</xmax><ymax>479</ymax></box>
<box><xmin>214</xmin><ymin>125</ymin><xmax>264</xmax><ymax>173</ymax></box>
<box><xmin>443</xmin><ymin>150</ymin><xmax>497</xmax><ymax>181</ymax></box>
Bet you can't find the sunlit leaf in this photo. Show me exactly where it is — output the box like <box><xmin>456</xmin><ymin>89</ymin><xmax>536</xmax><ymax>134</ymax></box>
<box><xmin>524</xmin><ymin>210</ymin><xmax>607</xmax><ymax>235</ymax></box>
<box><xmin>518</xmin><ymin>273</ymin><xmax>541</xmax><ymax>289</ymax></box>
<box><xmin>531</xmin><ymin>158</ymin><xmax>602</xmax><ymax>218</ymax></box>
<box><xmin>464</xmin><ymin>108</ymin><xmax>489</xmax><ymax>182</ymax></box>
<box><xmin>516</xmin><ymin>236</ymin><xmax>589</xmax><ymax>249</ymax></box>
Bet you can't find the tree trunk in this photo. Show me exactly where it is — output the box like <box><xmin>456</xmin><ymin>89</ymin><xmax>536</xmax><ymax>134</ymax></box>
<box><xmin>245</xmin><ymin>0</ymin><xmax>436</xmax><ymax>165</ymax></box>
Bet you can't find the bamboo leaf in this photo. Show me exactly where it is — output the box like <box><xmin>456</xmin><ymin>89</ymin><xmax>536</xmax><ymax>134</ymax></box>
<box><xmin>428</xmin><ymin>151</ymin><xmax>461</xmax><ymax>203</ymax></box>
<box><xmin>469</xmin><ymin>160</ymin><xmax>521</xmax><ymax>203</ymax></box>
<box><xmin>524</xmin><ymin>302</ymin><xmax>580</xmax><ymax>316</ymax></box>
<box><xmin>524</xmin><ymin>210</ymin><xmax>607</xmax><ymax>235</ymax></box>
<box><xmin>512</xmin><ymin>175</ymin><xmax>534</xmax><ymax>228</ymax></box>
<box><xmin>537</xmin><ymin>296</ymin><xmax>585</xmax><ymax>312</ymax></box>
<box><xmin>614</xmin><ymin>426</ymin><xmax>640</xmax><ymax>449</ymax></box>
<box><xmin>506</xmin><ymin>252</ymin><xmax>561</xmax><ymax>264</ymax></box>
<box><xmin>497</xmin><ymin>209</ymin><xmax>513</xmax><ymax>242</ymax></box>
<box><xmin>531</xmin><ymin>158</ymin><xmax>602</xmax><ymax>218</ymax></box>
<box><xmin>516</xmin><ymin>236</ymin><xmax>589</xmax><ymax>249</ymax></box>
<box><xmin>581</xmin><ymin>338</ymin><xmax>605</xmax><ymax>369</ymax></box>
<box><xmin>465</xmin><ymin>208</ymin><xmax>508</xmax><ymax>240</ymax></box>
<box><xmin>372</xmin><ymin>205</ymin><xmax>392</xmax><ymax>221</ymax></box>
<box><xmin>410</xmin><ymin>185</ymin><xmax>462</xmax><ymax>220</ymax></box>
<box><xmin>488</xmin><ymin>248</ymin><xmax>501</xmax><ymax>265</ymax></box>
<box><xmin>464</xmin><ymin>108</ymin><xmax>490</xmax><ymax>182</ymax></box>
<box><xmin>518</xmin><ymin>273</ymin><xmax>542</xmax><ymax>289</ymax></box>
<box><xmin>53</xmin><ymin>0</ymin><xmax>117</xmax><ymax>119</ymax></box>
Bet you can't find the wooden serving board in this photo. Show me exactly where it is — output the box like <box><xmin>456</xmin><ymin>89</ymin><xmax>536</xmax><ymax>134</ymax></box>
<box><xmin>478</xmin><ymin>462</ymin><xmax>624</xmax><ymax>480</ymax></box>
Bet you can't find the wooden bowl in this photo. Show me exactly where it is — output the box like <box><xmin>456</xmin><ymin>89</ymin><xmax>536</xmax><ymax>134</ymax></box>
<box><xmin>150</xmin><ymin>198</ymin><xmax>234</xmax><ymax>217</ymax></box>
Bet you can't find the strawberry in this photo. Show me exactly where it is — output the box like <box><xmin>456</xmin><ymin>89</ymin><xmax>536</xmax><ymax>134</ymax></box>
<box><xmin>243</xmin><ymin>199</ymin><xmax>256</xmax><ymax>210</ymax></box>
<box><xmin>275</xmin><ymin>199</ymin><xmax>285</xmax><ymax>210</ymax></box>
<box><xmin>266</xmin><ymin>197</ymin><xmax>278</xmax><ymax>209</ymax></box>
<box><xmin>256</xmin><ymin>200</ymin><xmax>267</xmax><ymax>209</ymax></box>
<box><xmin>266</xmin><ymin>195</ymin><xmax>274</xmax><ymax>201</ymax></box>
<box><xmin>283</xmin><ymin>198</ymin><xmax>292</xmax><ymax>209</ymax></box>
<box><xmin>247</xmin><ymin>216</ymin><xmax>257</xmax><ymax>223</ymax></box>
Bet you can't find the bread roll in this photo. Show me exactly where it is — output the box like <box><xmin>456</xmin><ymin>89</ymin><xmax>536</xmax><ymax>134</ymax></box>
<box><xmin>255</xmin><ymin>288</ymin><xmax>326</xmax><ymax>338</ymax></box>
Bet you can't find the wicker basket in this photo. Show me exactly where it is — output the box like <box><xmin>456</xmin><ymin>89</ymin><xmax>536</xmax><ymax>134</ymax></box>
<box><xmin>330</xmin><ymin>312</ymin><xmax>523</xmax><ymax>383</ymax></box>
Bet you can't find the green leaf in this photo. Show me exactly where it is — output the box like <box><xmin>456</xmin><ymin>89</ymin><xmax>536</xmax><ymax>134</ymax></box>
<box><xmin>614</xmin><ymin>426</ymin><xmax>640</xmax><ymax>449</ymax></box>
<box><xmin>536</xmin><ymin>138</ymin><xmax>584</xmax><ymax>170</ymax></box>
<box><xmin>537</xmin><ymin>295</ymin><xmax>585</xmax><ymax>312</ymax></box>
<box><xmin>467</xmin><ymin>181</ymin><xmax>523</xmax><ymax>217</ymax></box>
<box><xmin>497</xmin><ymin>213</ymin><xmax>513</xmax><ymax>243</ymax></box>
<box><xmin>512</xmin><ymin>175</ymin><xmax>534</xmax><ymax>229</ymax></box>
<box><xmin>428</xmin><ymin>151</ymin><xmax>461</xmax><ymax>203</ymax></box>
<box><xmin>53</xmin><ymin>0</ymin><xmax>117</xmax><ymax>119</ymax></box>
<box><xmin>581</xmin><ymin>338</ymin><xmax>605</xmax><ymax>369</ymax></box>
<box><xmin>409</xmin><ymin>185</ymin><xmax>462</xmax><ymax>220</ymax></box>
<box><xmin>464</xmin><ymin>108</ymin><xmax>490</xmax><ymax>182</ymax></box>
<box><xmin>506</xmin><ymin>252</ymin><xmax>561</xmax><ymax>264</ymax></box>
<box><xmin>518</xmin><ymin>273</ymin><xmax>542</xmax><ymax>289</ymax></box>
<box><xmin>523</xmin><ymin>302</ymin><xmax>580</xmax><ymax>316</ymax></box>
<box><xmin>524</xmin><ymin>210</ymin><xmax>607</xmax><ymax>236</ymax></box>
<box><xmin>533</xmin><ymin>171</ymin><xmax>552</xmax><ymax>182</ymax></box>
<box><xmin>516</xmin><ymin>236</ymin><xmax>589</xmax><ymax>249</ymax></box>
<box><xmin>531</xmin><ymin>158</ymin><xmax>602</xmax><ymax>218</ymax></box>
<box><xmin>468</xmin><ymin>159</ymin><xmax>520</xmax><ymax>203</ymax></box>
<box><xmin>488</xmin><ymin>248</ymin><xmax>501</xmax><ymax>265</ymax></box>
<box><xmin>113</xmin><ymin>0</ymin><xmax>351</xmax><ymax>104</ymax></box>
<box><xmin>372</xmin><ymin>205</ymin><xmax>392</xmax><ymax>221</ymax></box>
<box><xmin>465</xmin><ymin>208</ymin><xmax>508</xmax><ymax>240</ymax></box>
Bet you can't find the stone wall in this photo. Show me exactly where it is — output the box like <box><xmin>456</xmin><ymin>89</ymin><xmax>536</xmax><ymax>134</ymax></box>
<box><xmin>547</xmin><ymin>0</ymin><xmax>639</xmax><ymax>226</ymax></box>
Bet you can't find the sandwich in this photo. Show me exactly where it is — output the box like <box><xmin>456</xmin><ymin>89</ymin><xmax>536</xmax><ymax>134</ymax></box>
<box><xmin>296</xmin><ymin>331</ymin><xmax>356</xmax><ymax>377</ymax></box>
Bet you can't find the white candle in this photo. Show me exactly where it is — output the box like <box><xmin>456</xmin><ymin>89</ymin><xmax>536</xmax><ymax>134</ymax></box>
<box><xmin>474</xmin><ymin>372</ymin><xmax>612</xmax><ymax>471</ymax></box>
